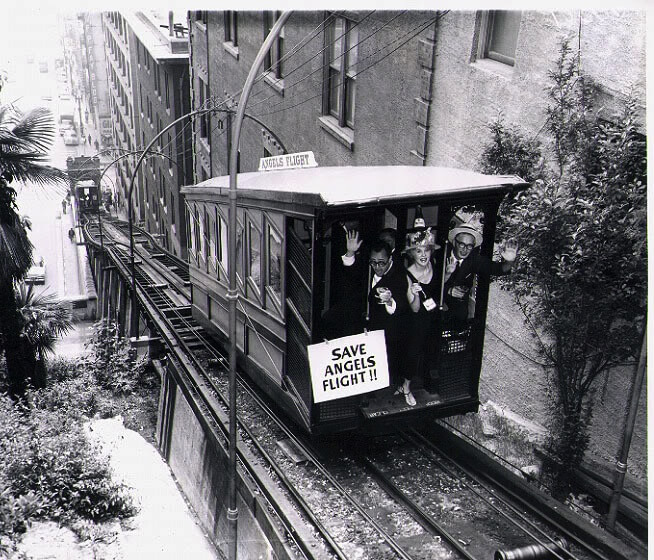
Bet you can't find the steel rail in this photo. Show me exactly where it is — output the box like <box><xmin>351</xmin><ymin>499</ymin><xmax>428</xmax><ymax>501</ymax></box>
<box><xmin>409</xmin><ymin>430</ymin><xmax>610</xmax><ymax>560</ymax></box>
<box><xmin>358</xmin><ymin>455</ymin><xmax>480</xmax><ymax>560</ymax></box>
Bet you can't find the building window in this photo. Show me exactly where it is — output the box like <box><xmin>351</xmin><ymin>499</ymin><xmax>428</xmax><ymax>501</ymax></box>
<box><xmin>167</xmin><ymin>134</ymin><xmax>173</xmax><ymax>170</ymax></box>
<box><xmin>478</xmin><ymin>11</ymin><xmax>521</xmax><ymax>67</ymax></box>
<box><xmin>224</xmin><ymin>11</ymin><xmax>238</xmax><ymax>46</ymax></box>
<box><xmin>324</xmin><ymin>16</ymin><xmax>358</xmax><ymax>129</ymax></box>
<box><xmin>195</xmin><ymin>11</ymin><xmax>208</xmax><ymax>25</ymax></box>
<box><xmin>263</xmin><ymin>11</ymin><xmax>283</xmax><ymax>79</ymax></box>
<box><xmin>164</xmin><ymin>70</ymin><xmax>170</xmax><ymax>109</ymax></box>
<box><xmin>154</xmin><ymin>64</ymin><xmax>160</xmax><ymax>95</ymax></box>
<box><xmin>198</xmin><ymin>77</ymin><xmax>210</xmax><ymax>139</ymax></box>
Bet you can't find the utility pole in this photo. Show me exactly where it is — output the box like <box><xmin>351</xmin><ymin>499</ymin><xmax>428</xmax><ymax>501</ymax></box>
<box><xmin>226</xmin><ymin>12</ymin><xmax>291</xmax><ymax>560</ymax></box>
<box><xmin>606</xmin><ymin>327</ymin><xmax>647</xmax><ymax>530</ymax></box>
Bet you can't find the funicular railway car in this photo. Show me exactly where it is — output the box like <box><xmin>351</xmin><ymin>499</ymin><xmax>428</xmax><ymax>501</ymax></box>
<box><xmin>181</xmin><ymin>166</ymin><xmax>528</xmax><ymax>435</ymax></box>
<box><xmin>75</xmin><ymin>180</ymin><xmax>101</xmax><ymax>214</ymax></box>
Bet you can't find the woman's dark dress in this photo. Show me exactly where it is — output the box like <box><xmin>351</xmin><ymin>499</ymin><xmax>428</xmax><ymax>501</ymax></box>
<box><xmin>404</xmin><ymin>268</ymin><xmax>441</xmax><ymax>390</ymax></box>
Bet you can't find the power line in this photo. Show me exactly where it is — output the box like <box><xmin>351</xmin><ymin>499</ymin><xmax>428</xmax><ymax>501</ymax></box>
<box><xmin>252</xmin><ymin>12</ymin><xmax>446</xmax><ymax>119</ymax></box>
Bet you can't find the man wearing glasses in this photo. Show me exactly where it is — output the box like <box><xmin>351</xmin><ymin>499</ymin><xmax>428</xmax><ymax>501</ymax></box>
<box><xmin>443</xmin><ymin>222</ymin><xmax>518</xmax><ymax>330</ymax></box>
<box><xmin>342</xmin><ymin>229</ymin><xmax>409</xmax><ymax>386</ymax></box>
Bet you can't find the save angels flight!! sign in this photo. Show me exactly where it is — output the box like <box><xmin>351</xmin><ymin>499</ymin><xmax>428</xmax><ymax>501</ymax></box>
<box><xmin>307</xmin><ymin>331</ymin><xmax>390</xmax><ymax>403</ymax></box>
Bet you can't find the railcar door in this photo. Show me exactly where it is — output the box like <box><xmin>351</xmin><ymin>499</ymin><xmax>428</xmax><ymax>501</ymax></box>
<box><xmin>283</xmin><ymin>216</ymin><xmax>314</xmax><ymax>430</ymax></box>
<box><xmin>435</xmin><ymin>200</ymin><xmax>500</xmax><ymax>405</ymax></box>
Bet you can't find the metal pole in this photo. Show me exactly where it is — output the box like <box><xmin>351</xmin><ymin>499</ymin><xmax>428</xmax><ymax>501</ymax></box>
<box><xmin>126</xmin><ymin>107</ymin><xmax>226</xmax><ymax>338</ymax></box>
<box><xmin>226</xmin><ymin>12</ymin><xmax>291</xmax><ymax>560</ymax></box>
<box><xmin>606</xmin><ymin>327</ymin><xmax>647</xmax><ymax>529</ymax></box>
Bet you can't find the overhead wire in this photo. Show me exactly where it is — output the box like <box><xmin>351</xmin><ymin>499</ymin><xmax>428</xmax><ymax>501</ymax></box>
<box><xmin>245</xmin><ymin>11</ymin><xmax>378</xmax><ymax>110</ymax></box>
<box><xmin>251</xmin><ymin>11</ymin><xmax>447</xmax><ymax>119</ymax></box>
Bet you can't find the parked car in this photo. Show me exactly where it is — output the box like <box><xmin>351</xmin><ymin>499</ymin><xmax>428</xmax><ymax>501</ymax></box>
<box><xmin>59</xmin><ymin>122</ymin><xmax>73</xmax><ymax>136</ymax></box>
<box><xmin>38</xmin><ymin>60</ymin><xmax>48</xmax><ymax>73</ymax></box>
<box><xmin>63</xmin><ymin>129</ymin><xmax>79</xmax><ymax>146</ymax></box>
<box><xmin>26</xmin><ymin>256</ymin><xmax>46</xmax><ymax>284</ymax></box>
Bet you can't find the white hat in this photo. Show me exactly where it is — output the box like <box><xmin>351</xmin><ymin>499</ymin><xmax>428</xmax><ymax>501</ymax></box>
<box><xmin>448</xmin><ymin>223</ymin><xmax>483</xmax><ymax>248</ymax></box>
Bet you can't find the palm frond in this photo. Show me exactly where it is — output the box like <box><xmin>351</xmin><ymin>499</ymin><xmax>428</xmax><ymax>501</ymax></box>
<box><xmin>9</xmin><ymin>107</ymin><xmax>56</xmax><ymax>153</ymax></box>
<box><xmin>0</xmin><ymin>154</ymin><xmax>67</xmax><ymax>187</ymax></box>
<box><xmin>16</xmin><ymin>283</ymin><xmax>74</xmax><ymax>356</ymax></box>
<box><xmin>0</xmin><ymin>221</ymin><xmax>33</xmax><ymax>282</ymax></box>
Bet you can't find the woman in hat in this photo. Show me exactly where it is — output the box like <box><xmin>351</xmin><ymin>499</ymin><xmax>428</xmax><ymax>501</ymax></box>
<box><xmin>395</xmin><ymin>228</ymin><xmax>442</xmax><ymax>406</ymax></box>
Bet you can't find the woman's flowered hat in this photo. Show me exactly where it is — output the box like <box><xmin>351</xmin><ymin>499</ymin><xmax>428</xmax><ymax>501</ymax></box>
<box><xmin>403</xmin><ymin>227</ymin><xmax>440</xmax><ymax>253</ymax></box>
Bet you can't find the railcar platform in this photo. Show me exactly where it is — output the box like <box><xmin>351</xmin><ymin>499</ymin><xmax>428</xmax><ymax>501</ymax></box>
<box><xmin>360</xmin><ymin>386</ymin><xmax>444</xmax><ymax>419</ymax></box>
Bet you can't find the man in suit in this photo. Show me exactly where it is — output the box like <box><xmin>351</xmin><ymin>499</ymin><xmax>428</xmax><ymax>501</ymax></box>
<box><xmin>338</xmin><ymin>232</ymin><xmax>408</xmax><ymax>385</ymax></box>
<box><xmin>443</xmin><ymin>223</ymin><xmax>517</xmax><ymax>330</ymax></box>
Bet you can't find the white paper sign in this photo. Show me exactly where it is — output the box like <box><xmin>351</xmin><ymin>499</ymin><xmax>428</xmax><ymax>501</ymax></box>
<box><xmin>258</xmin><ymin>151</ymin><xmax>318</xmax><ymax>172</ymax></box>
<box><xmin>308</xmin><ymin>330</ymin><xmax>390</xmax><ymax>403</ymax></box>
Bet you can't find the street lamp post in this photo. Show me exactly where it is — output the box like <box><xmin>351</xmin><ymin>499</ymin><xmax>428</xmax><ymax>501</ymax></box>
<box><xmin>226</xmin><ymin>13</ymin><xmax>291</xmax><ymax>560</ymax></box>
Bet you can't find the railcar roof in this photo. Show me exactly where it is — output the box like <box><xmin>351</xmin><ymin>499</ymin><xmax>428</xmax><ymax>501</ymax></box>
<box><xmin>181</xmin><ymin>166</ymin><xmax>527</xmax><ymax>207</ymax></box>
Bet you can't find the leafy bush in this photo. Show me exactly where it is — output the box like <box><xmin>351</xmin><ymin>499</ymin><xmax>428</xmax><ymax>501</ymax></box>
<box><xmin>82</xmin><ymin>320</ymin><xmax>150</xmax><ymax>395</ymax></box>
<box><xmin>478</xmin><ymin>41</ymin><xmax>646</xmax><ymax>498</ymax></box>
<box><xmin>3</xmin><ymin>408</ymin><xmax>137</xmax><ymax>523</ymax></box>
<box><xmin>0</xmin><ymin>319</ymin><xmax>159</xmax><ymax>548</ymax></box>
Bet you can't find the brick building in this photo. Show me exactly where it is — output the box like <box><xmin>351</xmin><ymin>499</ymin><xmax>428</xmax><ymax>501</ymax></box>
<box><xmin>78</xmin><ymin>13</ymin><xmax>112</xmax><ymax>148</ymax></box>
<box><xmin>189</xmin><ymin>11</ymin><xmax>439</xmax><ymax>180</ymax></box>
<box><xmin>102</xmin><ymin>11</ymin><xmax>193</xmax><ymax>258</ymax></box>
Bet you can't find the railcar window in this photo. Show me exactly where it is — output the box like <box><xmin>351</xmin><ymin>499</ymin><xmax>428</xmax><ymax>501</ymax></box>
<box><xmin>267</xmin><ymin>224</ymin><xmax>282</xmax><ymax>305</ymax></box>
<box><xmin>198</xmin><ymin>207</ymin><xmax>206</xmax><ymax>267</ymax></box>
<box><xmin>236</xmin><ymin>210</ymin><xmax>245</xmax><ymax>289</ymax></box>
<box><xmin>217</xmin><ymin>211</ymin><xmax>228</xmax><ymax>279</ymax></box>
<box><xmin>248</xmin><ymin>220</ymin><xmax>262</xmax><ymax>296</ymax></box>
<box><xmin>207</xmin><ymin>211</ymin><xmax>217</xmax><ymax>275</ymax></box>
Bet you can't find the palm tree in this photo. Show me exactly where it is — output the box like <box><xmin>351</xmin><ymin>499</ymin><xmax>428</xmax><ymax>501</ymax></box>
<box><xmin>0</xmin><ymin>103</ymin><xmax>67</xmax><ymax>395</ymax></box>
<box><xmin>14</xmin><ymin>283</ymin><xmax>73</xmax><ymax>388</ymax></box>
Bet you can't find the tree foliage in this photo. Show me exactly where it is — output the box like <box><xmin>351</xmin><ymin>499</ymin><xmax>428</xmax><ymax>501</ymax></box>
<box><xmin>480</xmin><ymin>41</ymin><xmax>647</xmax><ymax>497</ymax></box>
<box><xmin>0</xmin><ymin>103</ymin><xmax>67</xmax><ymax>396</ymax></box>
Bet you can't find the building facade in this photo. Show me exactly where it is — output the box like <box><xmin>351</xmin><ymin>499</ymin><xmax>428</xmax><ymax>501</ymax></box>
<box><xmin>189</xmin><ymin>11</ymin><xmax>438</xmax><ymax>181</ymax></box>
<box><xmin>102</xmin><ymin>11</ymin><xmax>193</xmax><ymax>258</ymax></box>
<box><xmin>423</xmin><ymin>10</ymin><xmax>646</xmax><ymax>170</ymax></box>
<box><xmin>79</xmin><ymin>13</ymin><xmax>112</xmax><ymax>149</ymax></box>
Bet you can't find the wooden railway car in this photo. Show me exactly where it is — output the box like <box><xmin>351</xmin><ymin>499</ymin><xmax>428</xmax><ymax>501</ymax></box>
<box><xmin>181</xmin><ymin>166</ymin><xmax>528</xmax><ymax>435</ymax></box>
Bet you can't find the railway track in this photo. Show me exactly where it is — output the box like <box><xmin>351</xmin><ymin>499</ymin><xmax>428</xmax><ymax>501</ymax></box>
<box><xmin>82</xmin><ymin>216</ymin><xmax>643</xmax><ymax>560</ymax></box>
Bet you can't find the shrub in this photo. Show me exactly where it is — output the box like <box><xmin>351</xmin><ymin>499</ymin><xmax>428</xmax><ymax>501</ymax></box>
<box><xmin>82</xmin><ymin>320</ymin><xmax>148</xmax><ymax>395</ymax></box>
<box><xmin>0</xmin><ymin>394</ymin><xmax>137</xmax><ymax>546</ymax></box>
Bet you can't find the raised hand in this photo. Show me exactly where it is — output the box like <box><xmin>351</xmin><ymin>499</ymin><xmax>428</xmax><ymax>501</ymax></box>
<box><xmin>500</xmin><ymin>238</ymin><xmax>518</xmax><ymax>262</ymax></box>
<box><xmin>344</xmin><ymin>227</ymin><xmax>363</xmax><ymax>256</ymax></box>
<box><xmin>445</xmin><ymin>256</ymin><xmax>458</xmax><ymax>274</ymax></box>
